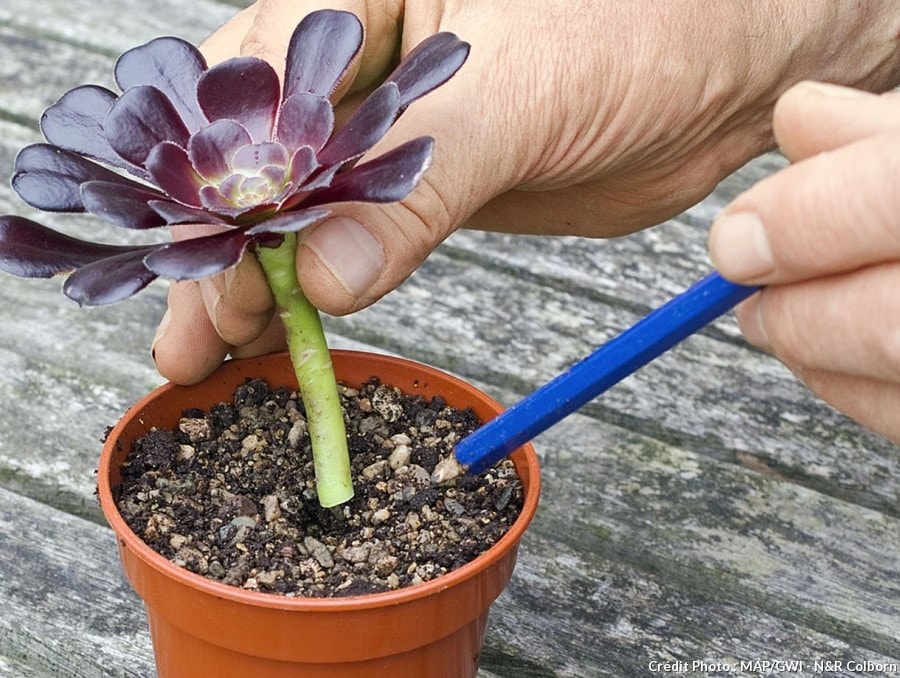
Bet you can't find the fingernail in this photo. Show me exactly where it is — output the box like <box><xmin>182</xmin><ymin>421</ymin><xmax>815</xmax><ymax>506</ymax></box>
<box><xmin>302</xmin><ymin>217</ymin><xmax>384</xmax><ymax>297</ymax></box>
<box><xmin>799</xmin><ymin>81</ymin><xmax>869</xmax><ymax>100</ymax></box>
<box><xmin>709</xmin><ymin>211</ymin><xmax>774</xmax><ymax>281</ymax></box>
<box><xmin>150</xmin><ymin>309</ymin><xmax>172</xmax><ymax>360</ymax></box>
<box><xmin>735</xmin><ymin>295</ymin><xmax>770</xmax><ymax>350</ymax></box>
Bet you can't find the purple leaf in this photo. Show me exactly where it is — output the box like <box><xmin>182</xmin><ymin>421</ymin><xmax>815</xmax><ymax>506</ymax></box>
<box><xmin>300</xmin><ymin>136</ymin><xmax>434</xmax><ymax>207</ymax></box>
<box><xmin>287</xmin><ymin>146</ymin><xmax>318</xmax><ymax>186</ymax></box>
<box><xmin>276</xmin><ymin>93</ymin><xmax>334</xmax><ymax>153</ymax></box>
<box><xmin>188</xmin><ymin>120</ymin><xmax>252</xmax><ymax>182</ymax></box>
<box><xmin>298</xmin><ymin>163</ymin><xmax>339</xmax><ymax>191</ymax></box>
<box><xmin>0</xmin><ymin>215</ymin><xmax>142</xmax><ymax>278</ymax></box>
<box><xmin>388</xmin><ymin>33</ymin><xmax>470</xmax><ymax>108</ymax></box>
<box><xmin>63</xmin><ymin>247</ymin><xmax>159</xmax><ymax>306</ymax></box>
<box><xmin>246</xmin><ymin>207</ymin><xmax>330</xmax><ymax>235</ymax></box>
<box><xmin>197</xmin><ymin>57</ymin><xmax>280</xmax><ymax>143</ymax></box>
<box><xmin>199</xmin><ymin>184</ymin><xmax>240</xmax><ymax>216</ymax></box>
<box><xmin>105</xmin><ymin>86</ymin><xmax>190</xmax><ymax>167</ymax></box>
<box><xmin>145</xmin><ymin>142</ymin><xmax>204</xmax><ymax>207</ymax></box>
<box><xmin>12</xmin><ymin>144</ymin><xmax>150</xmax><ymax>212</ymax></box>
<box><xmin>144</xmin><ymin>228</ymin><xmax>254</xmax><ymax>280</ymax></box>
<box><xmin>317</xmin><ymin>82</ymin><xmax>400</xmax><ymax>167</ymax></box>
<box><xmin>231</xmin><ymin>142</ymin><xmax>290</xmax><ymax>172</ymax></box>
<box><xmin>278</xmin><ymin>162</ymin><xmax>338</xmax><ymax>212</ymax></box>
<box><xmin>80</xmin><ymin>181</ymin><xmax>168</xmax><ymax>229</ymax></box>
<box><xmin>115</xmin><ymin>37</ymin><xmax>208</xmax><ymax>132</ymax></box>
<box><xmin>259</xmin><ymin>165</ymin><xmax>288</xmax><ymax>188</ymax></box>
<box><xmin>283</xmin><ymin>10</ymin><xmax>362</xmax><ymax>99</ymax></box>
<box><xmin>40</xmin><ymin>85</ymin><xmax>148</xmax><ymax>178</ymax></box>
<box><xmin>149</xmin><ymin>200</ymin><xmax>230</xmax><ymax>226</ymax></box>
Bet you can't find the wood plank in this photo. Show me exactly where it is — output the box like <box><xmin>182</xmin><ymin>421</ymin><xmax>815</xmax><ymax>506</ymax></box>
<box><xmin>0</xmin><ymin>0</ymin><xmax>236</xmax><ymax>57</ymax></box>
<box><xmin>0</xmin><ymin>24</ymin><xmax>118</xmax><ymax>126</ymax></box>
<box><xmin>1</xmin><ymin>0</ymin><xmax>898</xmax><ymax>675</ymax></box>
<box><xmin>443</xmin><ymin>152</ymin><xmax>790</xmax><ymax>313</ymax></box>
<box><xmin>0</xmin><ymin>487</ymin><xmax>155</xmax><ymax>677</ymax></box>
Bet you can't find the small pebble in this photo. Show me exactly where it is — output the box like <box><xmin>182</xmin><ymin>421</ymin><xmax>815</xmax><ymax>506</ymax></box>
<box><xmin>262</xmin><ymin>494</ymin><xmax>282</xmax><ymax>523</ymax></box>
<box><xmin>432</xmin><ymin>456</ymin><xmax>464</xmax><ymax>484</ymax></box>
<box><xmin>304</xmin><ymin>536</ymin><xmax>334</xmax><ymax>569</ymax></box>
<box><xmin>388</xmin><ymin>444</ymin><xmax>411</xmax><ymax>469</ymax></box>
<box><xmin>179</xmin><ymin>417</ymin><xmax>212</xmax><ymax>443</ymax></box>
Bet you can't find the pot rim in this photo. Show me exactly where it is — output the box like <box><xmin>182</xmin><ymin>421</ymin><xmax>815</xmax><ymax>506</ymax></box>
<box><xmin>98</xmin><ymin>349</ymin><xmax>541</xmax><ymax>612</ymax></box>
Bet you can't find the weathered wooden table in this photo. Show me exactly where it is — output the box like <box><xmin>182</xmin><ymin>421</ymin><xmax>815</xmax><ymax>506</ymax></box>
<box><xmin>1</xmin><ymin>2</ymin><xmax>898</xmax><ymax>676</ymax></box>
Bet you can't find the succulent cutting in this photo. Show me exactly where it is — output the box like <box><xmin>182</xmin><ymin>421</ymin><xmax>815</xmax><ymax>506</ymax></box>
<box><xmin>0</xmin><ymin>9</ymin><xmax>469</xmax><ymax>506</ymax></box>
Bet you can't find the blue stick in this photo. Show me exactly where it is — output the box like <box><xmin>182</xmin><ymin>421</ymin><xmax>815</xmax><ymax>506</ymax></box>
<box><xmin>454</xmin><ymin>271</ymin><xmax>759</xmax><ymax>474</ymax></box>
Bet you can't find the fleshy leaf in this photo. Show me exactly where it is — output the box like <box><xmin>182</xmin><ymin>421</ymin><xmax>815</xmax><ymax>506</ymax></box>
<box><xmin>148</xmin><ymin>200</ymin><xmax>230</xmax><ymax>226</ymax></box>
<box><xmin>145</xmin><ymin>142</ymin><xmax>204</xmax><ymax>207</ymax></box>
<box><xmin>199</xmin><ymin>184</ymin><xmax>241</xmax><ymax>216</ymax></box>
<box><xmin>40</xmin><ymin>85</ymin><xmax>147</xmax><ymax>177</ymax></box>
<box><xmin>278</xmin><ymin>163</ymin><xmax>338</xmax><ymax>212</ymax></box>
<box><xmin>317</xmin><ymin>82</ymin><xmax>400</xmax><ymax>167</ymax></box>
<box><xmin>197</xmin><ymin>57</ymin><xmax>280</xmax><ymax>143</ymax></box>
<box><xmin>283</xmin><ymin>10</ymin><xmax>362</xmax><ymax>99</ymax></box>
<box><xmin>115</xmin><ymin>37</ymin><xmax>208</xmax><ymax>132</ymax></box>
<box><xmin>300</xmin><ymin>136</ymin><xmax>434</xmax><ymax>207</ymax></box>
<box><xmin>12</xmin><ymin>144</ymin><xmax>149</xmax><ymax>212</ymax></box>
<box><xmin>287</xmin><ymin>146</ymin><xmax>318</xmax><ymax>186</ymax></box>
<box><xmin>63</xmin><ymin>247</ymin><xmax>159</xmax><ymax>306</ymax></box>
<box><xmin>105</xmin><ymin>86</ymin><xmax>191</xmax><ymax>166</ymax></box>
<box><xmin>387</xmin><ymin>33</ymin><xmax>470</xmax><ymax>108</ymax></box>
<box><xmin>246</xmin><ymin>207</ymin><xmax>330</xmax><ymax>235</ymax></box>
<box><xmin>298</xmin><ymin>163</ymin><xmax>340</xmax><ymax>191</ymax></box>
<box><xmin>275</xmin><ymin>93</ymin><xmax>334</xmax><ymax>153</ymax></box>
<box><xmin>144</xmin><ymin>228</ymin><xmax>254</xmax><ymax>280</ymax></box>
<box><xmin>188</xmin><ymin>120</ymin><xmax>252</xmax><ymax>182</ymax></box>
<box><xmin>0</xmin><ymin>215</ymin><xmax>141</xmax><ymax>278</ymax></box>
<box><xmin>231</xmin><ymin>142</ymin><xmax>290</xmax><ymax>172</ymax></box>
<box><xmin>80</xmin><ymin>181</ymin><xmax>168</xmax><ymax>229</ymax></box>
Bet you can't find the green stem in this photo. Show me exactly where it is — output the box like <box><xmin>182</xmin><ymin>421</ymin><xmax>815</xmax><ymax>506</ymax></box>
<box><xmin>256</xmin><ymin>234</ymin><xmax>353</xmax><ymax>507</ymax></box>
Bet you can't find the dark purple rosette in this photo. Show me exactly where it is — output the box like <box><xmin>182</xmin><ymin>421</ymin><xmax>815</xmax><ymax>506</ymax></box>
<box><xmin>0</xmin><ymin>10</ymin><xmax>469</xmax><ymax>305</ymax></box>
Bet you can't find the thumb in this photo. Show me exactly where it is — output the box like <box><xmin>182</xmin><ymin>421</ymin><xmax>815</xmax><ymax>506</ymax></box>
<box><xmin>297</xmin><ymin>47</ymin><xmax>524</xmax><ymax>315</ymax></box>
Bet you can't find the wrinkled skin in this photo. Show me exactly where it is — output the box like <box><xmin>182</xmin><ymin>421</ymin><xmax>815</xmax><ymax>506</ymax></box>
<box><xmin>154</xmin><ymin>0</ymin><xmax>900</xmax><ymax>446</ymax></box>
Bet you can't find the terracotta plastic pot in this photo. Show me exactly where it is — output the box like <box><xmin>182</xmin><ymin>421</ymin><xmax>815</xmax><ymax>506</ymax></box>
<box><xmin>98</xmin><ymin>350</ymin><xmax>540</xmax><ymax>677</ymax></box>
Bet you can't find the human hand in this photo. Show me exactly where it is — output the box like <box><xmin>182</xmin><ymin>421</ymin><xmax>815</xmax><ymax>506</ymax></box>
<box><xmin>152</xmin><ymin>0</ymin><xmax>900</xmax><ymax>384</ymax></box>
<box><xmin>709</xmin><ymin>81</ymin><xmax>900</xmax><ymax>444</ymax></box>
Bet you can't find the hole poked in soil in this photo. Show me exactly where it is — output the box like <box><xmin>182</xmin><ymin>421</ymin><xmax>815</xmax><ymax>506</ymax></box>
<box><xmin>114</xmin><ymin>377</ymin><xmax>524</xmax><ymax>597</ymax></box>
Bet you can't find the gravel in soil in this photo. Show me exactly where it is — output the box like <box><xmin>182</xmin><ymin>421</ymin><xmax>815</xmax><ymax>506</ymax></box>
<box><xmin>115</xmin><ymin>377</ymin><xmax>524</xmax><ymax>597</ymax></box>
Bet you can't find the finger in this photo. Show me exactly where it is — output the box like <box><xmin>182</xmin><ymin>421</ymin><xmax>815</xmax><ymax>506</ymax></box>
<box><xmin>788</xmin><ymin>365</ymin><xmax>900</xmax><ymax>445</ymax></box>
<box><xmin>239</xmin><ymin>0</ymin><xmax>403</xmax><ymax>93</ymax></box>
<box><xmin>734</xmin><ymin>262</ymin><xmax>900</xmax><ymax>383</ymax></box>
<box><xmin>198</xmin><ymin>277</ymin><xmax>274</xmax><ymax>347</ymax></box>
<box><xmin>774</xmin><ymin>81</ymin><xmax>900</xmax><ymax>161</ymax></box>
<box><xmin>296</xmin><ymin>18</ymin><xmax>532</xmax><ymax>315</ymax></box>
<box><xmin>229</xmin><ymin>313</ymin><xmax>287</xmax><ymax>360</ymax></box>
<box><xmin>708</xmin><ymin>127</ymin><xmax>900</xmax><ymax>285</ymax></box>
<box><xmin>195</xmin><ymin>247</ymin><xmax>275</xmax><ymax>345</ymax></box>
<box><xmin>165</xmin><ymin>223</ymin><xmax>272</xmax><ymax>346</ymax></box>
<box><xmin>200</xmin><ymin>4</ymin><xmax>260</xmax><ymax>65</ymax></box>
<box><xmin>152</xmin><ymin>281</ymin><xmax>231</xmax><ymax>385</ymax></box>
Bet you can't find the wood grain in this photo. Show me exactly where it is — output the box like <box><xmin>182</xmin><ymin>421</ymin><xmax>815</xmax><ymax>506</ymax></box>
<box><xmin>0</xmin><ymin>2</ymin><xmax>897</xmax><ymax>677</ymax></box>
